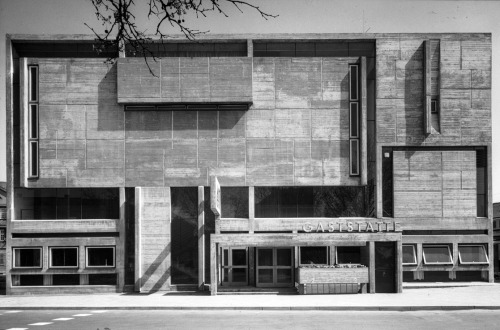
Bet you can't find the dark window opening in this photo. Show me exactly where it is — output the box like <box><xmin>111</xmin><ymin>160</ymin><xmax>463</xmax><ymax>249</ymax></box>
<box><xmin>13</xmin><ymin>248</ymin><xmax>42</xmax><ymax>268</ymax></box>
<box><xmin>87</xmin><ymin>247</ymin><xmax>115</xmax><ymax>267</ymax></box>
<box><xmin>88</xmin><ymin>273</ymin><xmax>117</xmax><ymax>285</ymax></box>
<box><xmin>124</xmin><ymin>188</ymin><xmax>136</xmax><ymax>286</ymax></box>
<box><xmin>337</xmin><ymin>246</ymin><xmax>361</xmax><ymax>264</ymax></box>
<box><xmin>29</xmin><ymin>141</ymin><xmax>38</xmax><ymax>177</ymax></box>
<box><xmin>171</xmin><ymin>187</ymin><xmax>198</xmax><ymax>285</ymax></box>
<box><xmin>29</xmin><ymin>104</ymin><xmax>38</xmax><ymax>139</ymax></box>
<box><xmin>125</xmin><ymin>42</ymin><xmax>247</xmax><ymax>57</ymax></box>
<box><xmin>476</xmin><ymin>149</ymin><xmax>487</xmax><ymax>217</ymax></box>
<box><xmin>431</xmin><ymin>99</ymin><xmax>439</xmax><ymax>113</ymax></box>
<box><xmin>50</xmin><ymin>247</ymin><xmax>78</xmax><ymax>268</ymax></box>
<box><xmin>255</xmin><ymin>186</ymin><xmax>369</xmax><ymax>218</ymax></box>
<box><xmin>13</xmin><ymin>41</ymin><xmax>119</xmax><ymax>58</ymax></box>
<box><xmin>15</xmin><ymin>274</ymin><xmax>44</xmax><ymax>286</ymax></box>
<box><xmin>221</xmin><ymin>187</ymin><xmax>249</xmax><ymax>218</ymax></box>
<box><xmin>349</xmin><ymin>65</ymin><xmax>359</xmax><ymax>101</ymax></box>
<box><xmin>382</xmin><ymin>148</ymin><xmax>394</xmax><ymax>217</ymax></box>
<box><xmin>253</xmin><ymin>41</ymin><xmax>375</xmax><ymax>57</ymax></box>
<box><xmin>300</xmin><ymin>246</ymin><xmax>328</xmax><ymax>265</ymax></box>
<box><xmin>52</xmin><ymin>274</ymin><xmax>80</xmax><ymax>286</ymax></box>
<box><xmin>24</xmin><ymin>188</ymin><xmax>120</xmax><ymax>220</ymax></box>
<box><xmin>29</xmin><ymin>66</ymin><xmax>38</xmax><ymax>102</ymax></box>
<box><xmin>350</xmin><ymin>140</ymin><xmax>359</xmax><ymax>176</ymax></box>
<box><xmin>204</xmin><ymin>187</ymin><xmax>216</xmax><ymax>284</ymax></box>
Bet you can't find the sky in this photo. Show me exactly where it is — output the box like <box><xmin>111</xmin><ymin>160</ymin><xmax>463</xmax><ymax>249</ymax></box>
<box><xmin>0</xmin><ymin>0</ymin><xmax>498</xmax><ymax>202</ymax></box>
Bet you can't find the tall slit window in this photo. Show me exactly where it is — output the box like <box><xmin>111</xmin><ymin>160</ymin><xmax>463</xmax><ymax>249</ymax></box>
<box><xmin>349</xmin><ymin>64</ymin><xmax>360</xmax><ymax>176</ymax></box>
<box><xmin>28</xmin><ymin>65</ymin><xmax>39</xmax><ymax>179</ymax></box>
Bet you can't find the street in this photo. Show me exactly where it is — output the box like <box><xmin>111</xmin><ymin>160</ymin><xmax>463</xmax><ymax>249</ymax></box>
<box><xmin>1</xmin><ymin>309</ymin><xmax>499</xmax><ymax>330</ymax></box>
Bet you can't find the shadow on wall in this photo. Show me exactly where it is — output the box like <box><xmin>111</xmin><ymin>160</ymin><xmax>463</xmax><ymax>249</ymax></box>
<box><xmin>97</xmin><ymin>62</ymin><xmax>124</xmax><ymax>132</ymax></box>
<box><xmin>404</xmin><ymin>42</ymin><xmax>425</xmax><ymax>145</ymax></box>
<box><xmin>137</xmin><ymin>243</ymin><xmax>171</xmax><ymax>292</ymax></box>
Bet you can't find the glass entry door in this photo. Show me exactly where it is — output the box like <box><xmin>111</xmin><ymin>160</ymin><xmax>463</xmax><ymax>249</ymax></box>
<box><xmin>256</xmin><ymin>248</ymin><xmax>294</xmax><ymax>287</ymax></box>
<box><xmin>221</xmin><ymin>248</ymin><xmax>248</xmax><ymax>286</ymax></box>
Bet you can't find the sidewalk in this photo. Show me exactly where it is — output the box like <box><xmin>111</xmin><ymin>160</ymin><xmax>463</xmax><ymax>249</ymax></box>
<box><xmin>1</xmin><ymin>284</ymin><xmax>500</xmax><ymax>311</ymax></box>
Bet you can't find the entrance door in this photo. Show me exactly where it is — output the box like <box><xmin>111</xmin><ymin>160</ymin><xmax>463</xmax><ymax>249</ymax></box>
<box><xmin>256</xmin><ymin>248</ymin><xmax>294</xmax><ymax>287</ymax></box>
<box><xmin>221</xmin><ymin>248</ymin><xmax>248</xmax><ymax>286</ymax></box>
<box><xmin>375</xmin><ymin>242</ymin><xmax>396</xmax><ymax>293</ymax></box>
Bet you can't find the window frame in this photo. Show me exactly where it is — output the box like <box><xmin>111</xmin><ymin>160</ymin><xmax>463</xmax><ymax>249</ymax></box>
<box><xmin>299</xmin><ymin>246</ymin><xmax>329</xmax><ymax>266</ymax></box>
<box><xmin>349</xmin><ymin>102</ymin><xmax>359</xmax><ymax>138</ymax></box>
<box><xmin>458</xmin><ymin>245</ymin><xmax>489</xmax><ymax>265</ymax></box>
<box><xmin>49</xmin><ymin>246</ymin><xmax>79</xmax><ymax>269</ymax></box>
<box><xmin>422</xmin><ymin>245</ymin><xmax>453</xmax><ymax>265</ymax></box>
<box><xmin>29</xmin><ymin>140</ymin><xmax>39</xmax><ymax>178</ymax></box>
<box><xmin>86</xmin><ymin>246</ymin><xmax>116</xmax><ymax>268</ymax></box>
<box><xmin>28</xmin><ymin>65</ymin><xmax>38</xmax><ymax>103</ymax></box>
<box><xmin>349</xmin><ymin>64</ymin><xmax>359</xmax><ymax>101</ymax></box>
<box><xmin>13</xmin><ymin>247</ymin><xmax>42</xmax><ymax>269</ymax></box>
<box><xmin>431</xmin><ymin>99</ymin><xmax>438</xmax><ymax>113</ymax></box>
<box><xmin>336</xmin><ymin>246</ymin><xmax>362</xmax><ymax>265</ymax></box>
<box><xmin>28</xmin><ymin>104</ymin><xmax>38</xmax><ymax>140</ymax></box>
<box><xmin>402</xmin><ymin>244</ymin><xmax>417</xmax><ymax>265</ymax></box>
<box><xmin>0</xmin><ymin>228</ymin><xmax>5</xmax><ymax>242</ymax></box>
<box><xmin>349</xmin><ymin>139</ymin><xmax>360</xmax><ymax>176</ymax></box>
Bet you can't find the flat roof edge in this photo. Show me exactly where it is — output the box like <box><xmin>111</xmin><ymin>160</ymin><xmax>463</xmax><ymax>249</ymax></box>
<box><xmin>6</xmin><ymin>32</ymin><xmax>492</xmax><ymax>42</ymax></box>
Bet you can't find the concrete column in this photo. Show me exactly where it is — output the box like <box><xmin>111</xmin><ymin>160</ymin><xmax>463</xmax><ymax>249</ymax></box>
<box><xmin>135</xmin><ymin>187</ymin><xmax>171</xmax><ymax>292</ymax></box>
<box><xmin>369</xmin><ymin>241</ymin><xmax>375</xmax><ymax>293</ymax></box>
<box><xmin>198</xmin><ymin>186</ymin><xmax>205</xmax><ymax>289</ymax></box>
<box><xmin>117</xmin><ymin>187</ymin><xmax>126</xmax><ymax>292</ymax></box>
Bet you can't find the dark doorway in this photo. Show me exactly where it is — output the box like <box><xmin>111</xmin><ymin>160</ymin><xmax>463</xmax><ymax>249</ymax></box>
<box><xmin>375</xmin><ymin>242</ymin><xmax>396</xmax><ymax>293</ymax></box>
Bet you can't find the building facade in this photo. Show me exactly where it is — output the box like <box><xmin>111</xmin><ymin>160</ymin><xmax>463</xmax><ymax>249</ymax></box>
<box><xmin>5</xmin><ymin>33</ymin><xmax>493</xmax><ymax>295</ymax></box>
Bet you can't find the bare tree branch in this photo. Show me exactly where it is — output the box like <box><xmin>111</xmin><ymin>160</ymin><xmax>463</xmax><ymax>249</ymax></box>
<box><xmin>86</xmin><ymin>0</ymin><xmax>277</xmax><ymax>75</ymax></box>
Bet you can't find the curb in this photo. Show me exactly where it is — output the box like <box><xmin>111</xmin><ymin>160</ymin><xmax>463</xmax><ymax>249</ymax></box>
<box><xmin>1</xmin><ymin>306</ymin><xmax>500</xmax><ymax>311</ymax></box>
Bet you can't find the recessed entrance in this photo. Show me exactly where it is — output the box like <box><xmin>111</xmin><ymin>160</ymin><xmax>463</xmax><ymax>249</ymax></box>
<box><xmin>221</xmin><ymin>248</ymin><xmax>248</xmax><ymax>286</ymax></box>
<box><xmin>256</xmin><ymin>248</ymin><xmax>294</xmax><ymax>287</ymax></box>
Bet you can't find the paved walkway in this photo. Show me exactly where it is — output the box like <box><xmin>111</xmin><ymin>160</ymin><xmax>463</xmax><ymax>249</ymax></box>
<box><xmin>1</xmin><ymin>284</ymin><xmax>500</xmax><ymax>311</ymax></box>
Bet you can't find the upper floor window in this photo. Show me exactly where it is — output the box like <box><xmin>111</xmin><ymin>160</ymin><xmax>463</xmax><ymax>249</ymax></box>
<box><xmin>19</xmin><ymin>188</ymin><xmax>119</xmax><ymax>220</ymax></box>
<box><xmin>27</xmin><ymin>65</ymin><xmax>39</xmax><ymax>179</ymax></box>
<box><xmin>13</xmin><ymin>247</ymin><xmax>42</xmax><ymax>268</ymax></box>
<box><xmin>253</xmin><ymin>41</ymin><xmax>375</xmax><ymax>57</ymax></box>
<box><xmin>125</xmin><ymin>42</ymin><xmax>247</xmax><ymax>57</ymax></box>
<box><xmin>254</xmin><ymin>186</ymin><xmax>368</xmax><ymax>218</ymax></box>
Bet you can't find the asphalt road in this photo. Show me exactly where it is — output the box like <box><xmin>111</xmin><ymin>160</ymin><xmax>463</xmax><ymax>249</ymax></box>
<box><xmin>1</xmin><ymin>309</ymin><xmax>499</xmax><ymax>330</ymax></box>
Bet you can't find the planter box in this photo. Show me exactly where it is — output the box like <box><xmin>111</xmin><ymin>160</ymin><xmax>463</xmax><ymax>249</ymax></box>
<box><xmin>297</xmin><ymin>267</ymin><xmax>369</xmax><ymax>295</ymax></box>
<box><xmin>297</xmin><ymin>267</ymin><xmax>369</xmax><ymax>284</ymax></box>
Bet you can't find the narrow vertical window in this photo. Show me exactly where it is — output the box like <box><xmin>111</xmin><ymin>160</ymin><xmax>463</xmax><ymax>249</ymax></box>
<box><xmin>27</xmin><ymin>65</ymin><xmax>39</xmax><ymax>179</ymax></box>
<box><xmin>476</xmin><ymin>149</ymin><xmax>487</xmax><ymax>217</ymax></box>
<box><xmin>350</xmin><ymin>140</ymin><xmax>359</xmax><ymax>176</ymax></box>
<box><xmin>349</xmin><ymin>65</ymin><xmax>359</xmax><ymax>101</ymax></box>
<box><xmin>382</xmin><ymin>148</ymin><xmax>393</xmax><ymax>217</ymax></box>
<box><xmin>349</xmin><ymin>64</ymin><xmax>360</xmax><ymax>176</ymax></box>
<box><xmin>29</xmin><ymin>66</ymin><xmax>38</xmax><ymax>102</ymax></box>
<box><xmin>29</xmin><ymin>141</ymin><xmax>38</xmax><ymax>177</ymax></box>
<box><xmin>349</xmin><ymin>103</ymin><xmax>359</xmax><ymax>138</ymax></box>
<box><xmin>430</xmin><ymin>99</ymin><xmax>438</xmax><ymax>113</ymax></box>
<box><xmin>29</xmin><ymin>104</ymin><xmax>38</xmax><ymax>139</ymax></box>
